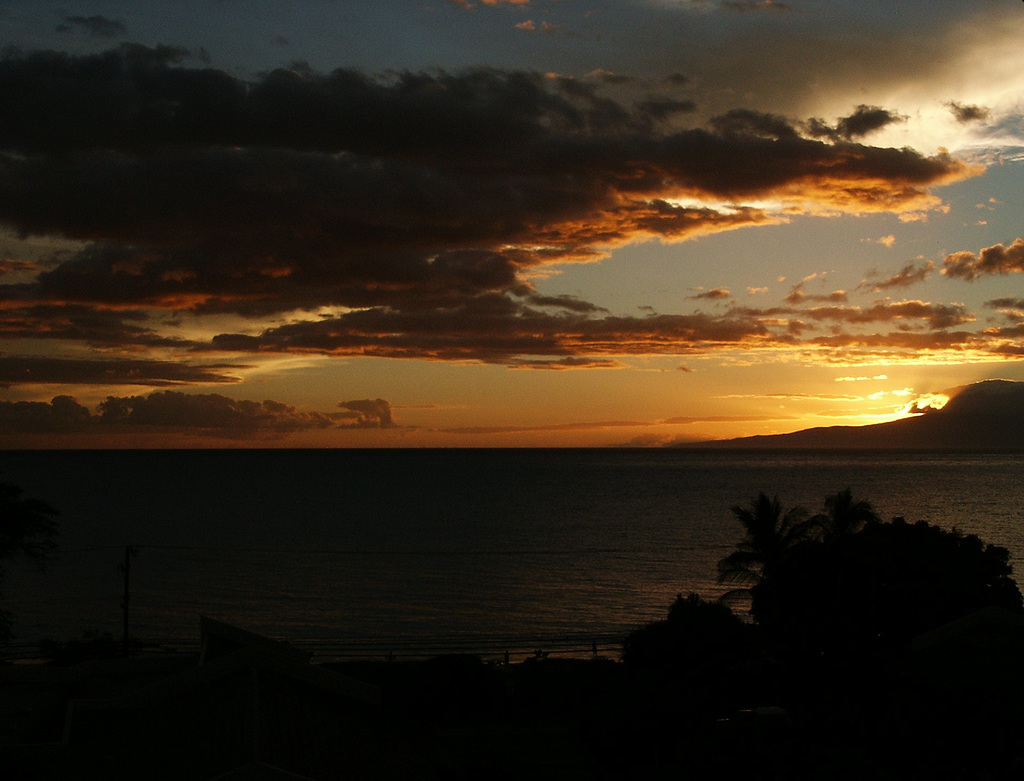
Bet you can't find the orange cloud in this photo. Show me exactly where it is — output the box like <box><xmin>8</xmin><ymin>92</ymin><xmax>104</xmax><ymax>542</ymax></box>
<box><xmin>691</xmin><ymin>288</ymin><xmax>732</xmax><ymax>301</ymax></box>
<box><xmin>0</xmin><ymin>259</ymin><xmax>40</xmax><ymax>276</ymax></box>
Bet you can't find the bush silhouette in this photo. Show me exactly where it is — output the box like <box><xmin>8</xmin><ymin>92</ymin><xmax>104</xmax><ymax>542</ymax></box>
<box><xmin>624</xmin><ymin>593</ymin><xmax>753</xmax><ymax>672</ymax></box>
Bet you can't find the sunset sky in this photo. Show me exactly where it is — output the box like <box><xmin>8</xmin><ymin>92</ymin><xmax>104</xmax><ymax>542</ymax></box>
<box><xmin>0</xmin><ymin>0</ymin><xmax>1022</xmax><ymax>447</ymax></box>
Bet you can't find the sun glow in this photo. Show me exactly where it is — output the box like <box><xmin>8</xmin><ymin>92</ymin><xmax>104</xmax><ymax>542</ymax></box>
<box><xmin>665</xmin><ymin>196</ymin><xmax>786</xmax><ymax>214</ymax></box>
<box><xmin>905</xmin><ymin>392</ymin><xmax>950</xmax><ymax>414</ymax></box>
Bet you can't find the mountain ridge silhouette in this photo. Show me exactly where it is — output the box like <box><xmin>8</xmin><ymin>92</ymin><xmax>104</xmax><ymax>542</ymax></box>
<box><xmin>676</xmin><ymin>379</ymin><xmax>1024</xmax><ymax>451</ymax></box>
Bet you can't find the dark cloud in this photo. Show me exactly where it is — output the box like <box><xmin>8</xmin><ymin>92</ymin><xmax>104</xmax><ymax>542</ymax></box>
<box><xmin>809</xmin><ymin>330</ymin><xmax>981</xmax><ymax>354</ymax></box>
<box><xmin>985</xmin><ymin>324</ymin><xmax>1024</xmax><ymax>341</ymax></box>
<box><xmin>525</xmin><ymin>294</ymin><xmax>608</xmax><ymax>313</ymax></box>
<box><xmin>0</xmin><ymin>304</ymin><xmax>195</xmax><ymax>348</ymax></box>
<box><xmin>806</xmin><ymin>105</ymin><xmax>905</xmax><ymax>141</ymax></box>
<box><xmin>947</xmin><ymin>101</ymin><xmax>990</xmax><ymax>124</ymax></box>
<box><xmin>943</xmin><ymin>239</ymin><xmax>1024</xmax><ymax>281</ymax></box>
<box><xmin>862</xmin><ymin>260</ymin><xmax>935</xmax><ymax>291</ymax></box>
<box><xmin>785</xmin><ymin>286</ymin><xmax>848</xmax><ymax>305</ymax></box>
<box><xmin>720</xmin><ymin>1</ymin><xmax>792</xmax><ymax>13</ymax></box>
<box><xmin>990</xmin><ymin>343</ymin><xmax>1024</xmax><ymax>357</ymax></box>
<box><xmin>448</xmin><ymin>0</ymin><xmax>533</xmax><ymax>8</ymax></box>
<box><xmin>710</xmin><ymin>109</ymin><xmax>799</xmax><ymax>140</ymax></box>
<box><xmin>0</xmin><ymin>47</ymin><xmax>980</xmax><ymax>371</ymax></box>
<box><xmin>209</xmin><ymin>298</ymin><xmax>775</xmax><ymax>363</ymax></box>
<box><xmin>0</xmin><ymin>395</ymin><xmax>91</xmax><ymax>432</ymax></box>
<box><xmin>0</xmin><ymin>390</ymin><xmax>378</xmax><ymax>439</ymax></box>
<box><xmin>200</xmin><ymin>289</ymin><xmax>1017</xmax><ymax>365</ymax></box>
<box><xmin>728</xmin><ymin>294</ymin><xmax>985</xmax><ymax>344</ymax></box>
<box><xmin>801</xmin><ymin>300</ymin><xmax>973</xmax><ymax>330</ymax></box>
<box><xmin>983</xmin><ymin>300</ymin><xmax>1024</xmax><ymax>334</ymax></box>
<box><xmin>836</xmin><ymin>105</ymin><xmax>905</xmax><ymax>139</ymax></box>
<box><xmin>337</xmin><ymin>398</ymin><xmax>395</xmax><ymax>428</ymax></box>
<box><xmin>55</xmin><ymin>15</ymin><xmax>126</xmax><ymax>38</ymax></box>
<box><xmin>0</xmin><ymin>50</ymin><xmax>632</xmax><ymax>155</ymax></box>
<box><xmin>637</xmin><ymin>97</ymin><xmax>697</xmax><ymax>121</ymax></box>
<box><xmin>0</xmin><ymin>356</ymin><xmax>244</xmax><ymax>387</ymax></box>
<box><xmin>986</xmin><ymin>298</ymin><xmax>1024</xmax><ymax>310</ymax></box>
<box><xmin>96</xmin><ymin>391</ymin><xmax>336</xmax><ymax>433</ymax></box>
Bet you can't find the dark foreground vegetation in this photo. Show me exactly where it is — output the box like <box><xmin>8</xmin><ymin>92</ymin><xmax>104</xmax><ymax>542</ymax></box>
<box><xmin>616</xmin><ymin>500</ymin><xmax>1024</xmax><ymax>779</ymax></box>
<box><xmin>3</xmin><ymin>486</ymin><xmax>1024</xmax><ymax>779</ymax></box>
<box><xmin>0</xmin><ymin>480</ymin><xmax>59</xmax><ymax>644</ymax></box>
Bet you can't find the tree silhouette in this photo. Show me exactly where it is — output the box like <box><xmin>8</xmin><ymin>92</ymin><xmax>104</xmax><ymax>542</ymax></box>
<box><xmin>623</xmin><ymin>592</ymin><xmax>753</xmax><ymax>671</ymax></box>
<box><xmin>810</xmin><ymin>487</ymin><xmax>880</xmax><ymax>543</ymax></box>
<box><xmin>627</xmin><ymin>492</ymin><xmax>1024</xmax><ymax>779</ymax></box>
<box><xmin>751</xmin><ymin>515</ymin><xmax>1023</xmax><ymax>654</ymax></box>
<box><xmin>717</xmin><ymin>492</ymin><xmax>815</xmax><ymax>604</ymax></box>
<box><xmin>622</xmin><ymin>593</ymin><xmax>759</xmax><ymax>727</ymax></box>
<box><xmin>1</xmin><ymin>480</ymin><xmax>59</xmax><ymax>643</ymax></box>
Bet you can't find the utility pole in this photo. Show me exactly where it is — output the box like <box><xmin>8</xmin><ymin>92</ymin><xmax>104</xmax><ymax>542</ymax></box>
<box><xmin>120</xmin><ymin>545</ymin><xmax>137</xmax><ymax>657</ymax></box>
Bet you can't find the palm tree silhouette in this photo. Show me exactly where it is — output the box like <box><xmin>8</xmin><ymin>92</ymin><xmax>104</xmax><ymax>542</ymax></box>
<box><xmin>717</xmin><ymin>492</ymin><xmax>814</xmax><ymax>603</ymax></box>
<box><xmin>811</xmin><ymin>487</ymin><xmax>880</xmax><ymax>543</ymax></box>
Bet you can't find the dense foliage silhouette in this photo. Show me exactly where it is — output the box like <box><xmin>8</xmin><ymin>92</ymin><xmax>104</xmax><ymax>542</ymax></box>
<box><xmin>614</xmin><ymin>489</ymin><xmax>1024</xmax><ymax>778</ymax></box>
<box><xmin>0</xmin><ymin>480</ymin><xmax>59</xmax><ymax>643</ymax></box>
<box><xmin>712</xmin><ymin>488</ymin><xmax>1023</xmax><ymax>655</ymax></box>
<box><xmin>623</xmin><ymin>592</ymin><xmax>754</xmax><ymax>673</ymax></box>
<box><xmin>747</xmin><ymin>512</ymin><xmax>1022</xmax><ymax>655</ymax></box>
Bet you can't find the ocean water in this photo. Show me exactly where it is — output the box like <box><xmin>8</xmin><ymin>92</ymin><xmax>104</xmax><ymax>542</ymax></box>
<box><xmin>2</xmin><ymin>448</ymin><xmax>1023</xmax><ymax>659</ymax></box>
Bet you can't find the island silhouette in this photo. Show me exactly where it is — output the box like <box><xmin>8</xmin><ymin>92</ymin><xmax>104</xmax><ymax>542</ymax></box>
<box><xmin>678</xmin><ymin>378</ymin><xmax>1024</xmax><ymax>450</ymax></box>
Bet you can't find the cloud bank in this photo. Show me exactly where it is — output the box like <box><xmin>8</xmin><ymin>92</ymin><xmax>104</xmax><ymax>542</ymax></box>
<box><xmin>0</xmin><ymin>391</ymin><xmax>368</xmax><ymax>438</ymax></box>
<box><xmin>0</xmin><ymin>44</ymin><xmax>1009</xmax><ymax>387</ymax></box>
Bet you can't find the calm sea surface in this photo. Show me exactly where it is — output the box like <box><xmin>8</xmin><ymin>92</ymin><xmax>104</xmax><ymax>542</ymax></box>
<box><xmin>2</xmin><ymin>448</ymin><xmax>1023</xmax><ymax>659</ymax></box>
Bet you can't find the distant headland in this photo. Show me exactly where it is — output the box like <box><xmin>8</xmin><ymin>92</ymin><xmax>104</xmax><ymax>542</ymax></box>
<box><xmin>674</xmin><ymin>379</ymin><xmax>1024</xmax><ymax>451</ymax></box>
